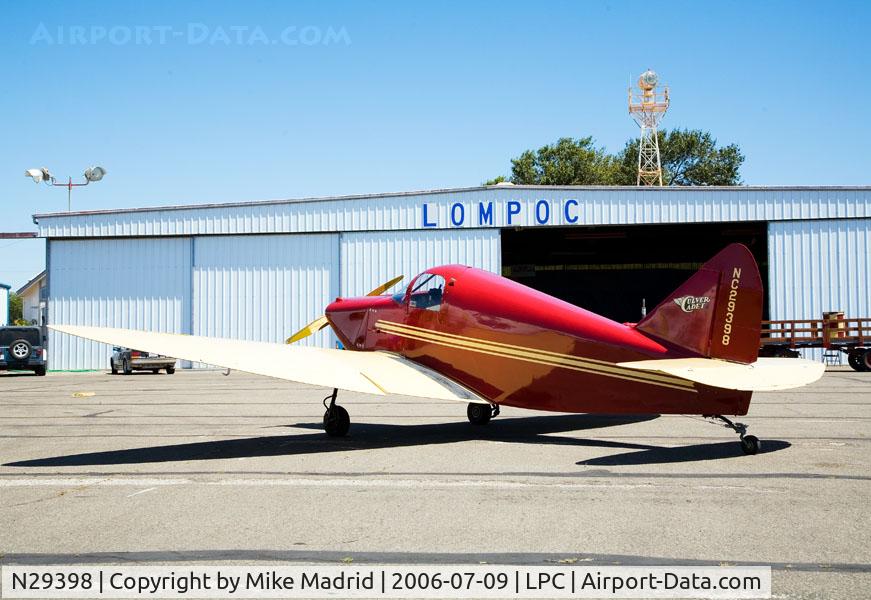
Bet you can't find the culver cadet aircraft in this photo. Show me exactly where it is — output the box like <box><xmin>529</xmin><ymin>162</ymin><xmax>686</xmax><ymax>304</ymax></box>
<box><xmin>53</xmin><ymin>243</ymin><xmax>823</xmax><ymax>455</ymax></box>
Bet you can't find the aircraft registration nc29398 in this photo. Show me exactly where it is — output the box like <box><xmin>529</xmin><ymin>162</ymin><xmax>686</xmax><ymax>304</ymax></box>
<box><xmin>53</xmin><ymin>243</ymin><xmax>824</xmax><ymax>455</ymax></box>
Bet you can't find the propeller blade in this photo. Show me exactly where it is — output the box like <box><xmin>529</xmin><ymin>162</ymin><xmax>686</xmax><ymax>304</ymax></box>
<box><xmin>285</xmin><ymin>316</ymin><xmax>330</xmax><ymax>344</ymax></box>
<box><xmin>366</xmin><ymin>275</ymin><xmax>403</xmax><ymax>296</ymax></box>
<box><xmin>285</xmin><ymin>276</ymin><xmax>403</xmax><ymax>344</ymax></box>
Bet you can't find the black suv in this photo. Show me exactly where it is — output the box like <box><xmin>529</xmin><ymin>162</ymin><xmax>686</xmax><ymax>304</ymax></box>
<box><xmin>0</xmin><ymin>326</ymin><xmax>47</xmax><ymax>376</ymax></box>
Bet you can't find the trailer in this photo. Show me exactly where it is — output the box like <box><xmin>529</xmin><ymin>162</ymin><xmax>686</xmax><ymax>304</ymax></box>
<box><xmin>759</xmin><ymin>313</ymin><xmax>870</xmax><ymax>371</ymax></box>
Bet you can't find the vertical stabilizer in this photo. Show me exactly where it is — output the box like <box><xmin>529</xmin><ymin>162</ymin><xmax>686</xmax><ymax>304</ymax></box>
<box><xmin>635</xmin><ymin>243</ymin><xmax>763</xmax><ymax>364</ymax></box>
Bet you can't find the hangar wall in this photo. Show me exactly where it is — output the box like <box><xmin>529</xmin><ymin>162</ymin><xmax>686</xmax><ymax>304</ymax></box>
<box><xmin>48</xmin><ymin>238</ymin><xmax>193</xmax><ymax>370</ymax></box>
<box><xmin>46</xmin><ymin>229</ymin><xmax>501</xmax><ymax>369</ymax></box>
<box><xmin>34</xmin><ymin>187</ymin><xmax>871</xmax><ymax>238</ymax></box>
<box><xmin>768</xmin><ymin>218</ymin><xmax>871</xmax><ymax>320</ymax></box>
<box><xmin>192</xmin><ymin>234</ymin><xmax>340</xmax><ymax>348</ymax></box>
<box><xmin>340</xmin><ymin>229</ymin><xmax>500</xmax><ymax>296</ymax></box>
<box><xmin>36</xmin><ymin>187</ymin><xmax>871</xmax><ymax>370</ymax></box>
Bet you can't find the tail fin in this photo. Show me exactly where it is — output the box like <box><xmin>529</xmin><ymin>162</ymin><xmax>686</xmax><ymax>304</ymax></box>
<box><xmin>635</xmin><ymin>243</ymin><xmax>763</xmax><ymax>364</ymax></box>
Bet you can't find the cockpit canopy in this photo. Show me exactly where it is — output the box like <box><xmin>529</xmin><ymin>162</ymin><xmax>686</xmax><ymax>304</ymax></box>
<box><xmin>393</xmin><ymin>272</ymin><xmax>446</xmax><ymax>311</ymax></box>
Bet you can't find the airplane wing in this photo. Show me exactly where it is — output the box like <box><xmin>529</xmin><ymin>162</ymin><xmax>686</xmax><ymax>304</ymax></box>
<box><xmin>617</xmin><ymin>357</ymin><xmax>825</xmax><ymax>391</ymax></box>
<box><xmin>50</xmin><ymin>325</ymin><xmax>487</xmax><ymax>403</ymax></box>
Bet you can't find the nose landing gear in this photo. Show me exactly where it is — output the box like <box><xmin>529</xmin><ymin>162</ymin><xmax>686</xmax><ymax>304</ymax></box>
<box><xmin>706</xmin><ymin>414</ymin><xmax>761</xmax><ymax>455</ymax></box>
<box><xmin>323</xmin><ymin>388</ymin><xmax>350</xmax><ymax>437</ymax></box>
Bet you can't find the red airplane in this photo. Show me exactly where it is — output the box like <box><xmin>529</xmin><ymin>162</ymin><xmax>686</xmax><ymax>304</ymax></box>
<box><xmin>53</xmin><ymin>243</ymin><xmax>823</xmax><ymax>455</ymax></box>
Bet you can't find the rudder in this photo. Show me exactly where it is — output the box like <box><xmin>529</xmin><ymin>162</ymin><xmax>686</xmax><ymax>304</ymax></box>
<box><xmin>635</xmin><ymin>243</ymin><xmax>763</xmax><ymax>364</ymax></box>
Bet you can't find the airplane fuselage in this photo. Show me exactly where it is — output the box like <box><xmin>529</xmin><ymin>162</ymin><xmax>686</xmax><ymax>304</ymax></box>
<box><xmin>326</xmin><ymin>266</ymin><xmax>751</xmax><ymax>416</ymax></box>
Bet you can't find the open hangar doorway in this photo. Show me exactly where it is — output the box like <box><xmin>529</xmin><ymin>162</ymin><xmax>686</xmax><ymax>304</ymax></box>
<box><xmin>500</xmin><ymin>222</ymin><xmax>769</xmax><ymax>324</ymax></box>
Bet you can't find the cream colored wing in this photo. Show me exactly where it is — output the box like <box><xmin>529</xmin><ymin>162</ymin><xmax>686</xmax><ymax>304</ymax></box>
<box><xmin>617</xmin><ymin>357</ymin><xmax>825</xmax><ymax>391</ymax></box>
<box><xmin>50</xmin><ymin>325</ymin><xmax>486</xmax><ymax>403</ymax></box>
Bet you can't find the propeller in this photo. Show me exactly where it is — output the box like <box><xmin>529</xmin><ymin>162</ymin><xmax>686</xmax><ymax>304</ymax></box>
<box><xmin>285</xmin><ymin>275</ymin><xmax>404</xmax><ymax>344</ymax></box>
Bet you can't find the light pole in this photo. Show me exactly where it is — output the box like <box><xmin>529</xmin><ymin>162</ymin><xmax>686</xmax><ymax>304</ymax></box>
<box><xmin>25</xmin><ymin>166</ymin><xmax>107</xmax><ymax>211</ymax></box>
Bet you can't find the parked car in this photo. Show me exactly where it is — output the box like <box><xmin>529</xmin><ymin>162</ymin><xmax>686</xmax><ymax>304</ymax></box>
<box><xmin>0</xmin><ymin>326</ymin><xmax>47</xmax><ymax>376</ymax></box>
<box><xmin>110</xmin><ymin>347</ymin><xmax>176</xmax><ymax>375</ymax></box>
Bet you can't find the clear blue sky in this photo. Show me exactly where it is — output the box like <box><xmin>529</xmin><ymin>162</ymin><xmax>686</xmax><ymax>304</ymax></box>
<box><xmin>1</xmin><ymin>0</ymin><xmax>869</xmax><ymax>290</ymax></box>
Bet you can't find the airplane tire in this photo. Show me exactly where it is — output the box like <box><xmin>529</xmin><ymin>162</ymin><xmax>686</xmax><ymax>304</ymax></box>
<box><xmin>740</xmin><ymin>435</ymin><xmax>761</xmax><ymax>455</ymax></box>
<box><xmin>324</xmin><ymin>405</ymin><xmax>350</xmax><ymax>437</ymax></box>
<box><xmin>467</xmin><ymin>403</ymin><xmax>492</xmax><ymax>426</ymax></box>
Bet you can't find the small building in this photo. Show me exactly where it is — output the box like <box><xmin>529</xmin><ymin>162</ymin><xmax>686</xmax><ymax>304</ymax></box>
<box><xmin>0</xmin><ymin>282</ymin><xmax>9</xmax><ymax>327</ymax></box>
<box><xmin>15</xmin><ymin>271</ymin><xmax>47</xmax><ymax>326</ymax></box>
<box><xmin>32</xmin><ymin>185</ymin><xmax>871</xmax><ymax>370</ymax></box>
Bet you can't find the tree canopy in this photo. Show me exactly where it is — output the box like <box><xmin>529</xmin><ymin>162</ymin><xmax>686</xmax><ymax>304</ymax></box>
<box><xmin>485</xmin><ymin>129</ymin><xmax>744</xmax><ymax>186</ymax></box>
<box><xmin>9</xmin><ymin>292</ymin><xmax>23</xmax><ymax>323</ymax></box>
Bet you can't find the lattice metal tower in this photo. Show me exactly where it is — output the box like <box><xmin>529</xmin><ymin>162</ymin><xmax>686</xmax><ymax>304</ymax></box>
<box><xmin>628</xmin><ymin>69</ymin><xmax>669</xmax><ymax>186</ymax></box>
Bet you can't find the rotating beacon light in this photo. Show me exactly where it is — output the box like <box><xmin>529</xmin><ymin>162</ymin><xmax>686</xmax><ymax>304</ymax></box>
<box><xmin>628</xmin><ymin>69</ymin><xmax>669</xmax><ymax>186</ymax></box>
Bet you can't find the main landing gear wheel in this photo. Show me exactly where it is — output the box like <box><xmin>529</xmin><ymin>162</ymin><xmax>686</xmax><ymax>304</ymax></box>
<box><xmin>706</xmin><ymin>415</ymin><xmax>762</xmax><ymax>455</ymax></box>
<box><xmin>467</xmin><ymin>402</ymin><xmax>499</xmax><ymax>425</ymax></box>
<box><xmin>322</xmin><ymin>388</ymin><xmax>350</xmax><ymax>437</ymax></box>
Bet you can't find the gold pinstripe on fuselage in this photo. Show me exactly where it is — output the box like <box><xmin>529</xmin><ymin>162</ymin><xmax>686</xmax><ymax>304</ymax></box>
<box><xmin>375</xmin><ymin>320</ymin><xmax>697</xmax><ymax>394</ymax></box>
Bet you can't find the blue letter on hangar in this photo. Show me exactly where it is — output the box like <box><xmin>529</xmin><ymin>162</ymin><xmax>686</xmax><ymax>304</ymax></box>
<box><xmin>421</xmin><ymin>199</ymin><xmax>580</xmax><ymax>227</ymax></box>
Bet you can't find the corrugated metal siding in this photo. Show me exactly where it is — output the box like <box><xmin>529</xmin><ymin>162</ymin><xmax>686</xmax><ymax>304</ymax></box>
<box><xmin>768</xmin><ymin>218</ymin><xmax>871</xmax><ymax>361</ymax></box>
<box><xmin>35</xmin><ymin>187</ymin><xmax>871</xmax><ymax>238</ymax></box>
<box><xmin>0</xmin><ymin>288</ymin><xmax>8</xmax><ymax>326</ymax></box>
<box><xmin>48</xmin><ymin>238</ymin><xmax>192</xmax><ymax>370</ymax></box>
<box><xmin>340</xmin><ymin>229</ymin><xmax>500</xmax><ymax>297</ymax></box>
<box><xmin>192</xmin><ymin>234</ymin><xmax>340</xmax><ymax>351</ymax></box>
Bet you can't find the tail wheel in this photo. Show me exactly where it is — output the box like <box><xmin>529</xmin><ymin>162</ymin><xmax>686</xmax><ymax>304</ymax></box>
<box><xmin>741</xmin><ymin>435</ymin><xmax>761</xmax><ymax>455</ymax></box>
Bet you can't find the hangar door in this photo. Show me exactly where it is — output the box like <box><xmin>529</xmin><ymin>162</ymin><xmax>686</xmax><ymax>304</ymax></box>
<box><xmin>48</xmin><ymin>238</ymin><xmax>193</xmax><ymax>370</ymax></box>
<box><xmin>501</xmin><ymin>222</ymin><xmax>768</xmax><ymax>324</ymax></box>
<box><xmin>192</xmin><ymin>234</ymin><xmax>340</xmax><ymax>349</ymax></box>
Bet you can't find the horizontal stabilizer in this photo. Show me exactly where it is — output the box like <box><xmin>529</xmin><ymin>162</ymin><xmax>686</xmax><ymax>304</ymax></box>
<box><xmin>617</xmin><ymin>357</ymin><xmax>825</xmax><ymax>391</ymax></box>
<box><xmin>50</xmin><ymin>325</ymin><xmax>486</xmax><ymax>403</ymax></box>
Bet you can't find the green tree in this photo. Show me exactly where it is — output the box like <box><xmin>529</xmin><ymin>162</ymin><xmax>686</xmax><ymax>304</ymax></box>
<box><xmin>8</xmin><ymin>292</ymin><xmax>23</xmax><ymax>323</ymax></box>
<box><xmin>615</xmin><ymin>128</ymin><xmax>744</xmax><ymax>186</ymax></box>
<box><xmin>504</xmin><ymin>137</ymin><xmax>621</xmax><ymax>185</ymax></box>
<box><xmin>485</xmin><ymin>129</ymin><xmax>743</xmax><ymax>187</ymax></box>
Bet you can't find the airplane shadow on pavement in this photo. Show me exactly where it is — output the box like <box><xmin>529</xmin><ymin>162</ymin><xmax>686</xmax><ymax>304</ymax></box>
<box><xmin>577</xmin><ymin>439</ymin><xmax>790</xmax><ymax>466</ymax></box>
<box><xmin>4</xmin><ymin>414</ymin><xmax>790</xmax><ymax>467</ymax></box>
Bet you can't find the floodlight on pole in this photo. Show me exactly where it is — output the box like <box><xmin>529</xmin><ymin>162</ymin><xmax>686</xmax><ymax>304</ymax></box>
<box><xmin>84</xmin><ymin>166</ymin><xmax>106</xmax><ymax>182</ymax></box>
<box><xmin>24</xmin><ymin>164</ymin><xmax>107</xmax><ymax>211</ymax></box>
<box><xmin>24</xmin><ymin>168</ymin><xmax>53</xmax><ymax>184</ymax></box>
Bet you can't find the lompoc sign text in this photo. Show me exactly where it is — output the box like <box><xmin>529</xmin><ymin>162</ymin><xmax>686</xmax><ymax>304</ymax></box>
<box><xmin>421</xmin><ymin>199</ymin><xmax>581</xmax><ymax>228</ymax></box>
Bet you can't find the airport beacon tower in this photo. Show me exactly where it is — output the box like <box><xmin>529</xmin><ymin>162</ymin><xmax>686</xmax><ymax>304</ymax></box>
<box><xmin>628</xmin><ymin>69</ymin><xmax>670</xmax><ymax>186</ymax></box>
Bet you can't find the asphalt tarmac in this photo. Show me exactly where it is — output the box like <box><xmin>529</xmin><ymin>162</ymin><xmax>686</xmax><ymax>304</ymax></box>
<box><xmin>1</xmin><ymin>367</ymin><xmax>869</xmax><ymax>599</ymax></box>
